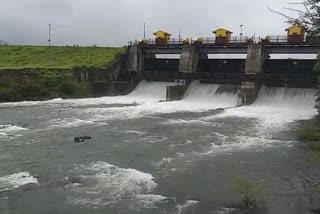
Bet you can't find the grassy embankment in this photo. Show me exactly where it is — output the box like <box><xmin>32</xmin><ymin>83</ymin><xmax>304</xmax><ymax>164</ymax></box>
<box><xmin>0</xmin><ymin>45</ymin><xmax>125</xmax><ymax>102</ymax></box>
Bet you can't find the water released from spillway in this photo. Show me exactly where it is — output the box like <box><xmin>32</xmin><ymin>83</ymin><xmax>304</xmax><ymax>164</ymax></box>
<box><xmin>255</xmin><ymin>85</ymin><xmax>317</xmax><ymax>107</ymax></box>
<box><xmin>212</xmin><ymin>85</ymin><xmax>318</xmax><ymax>127</ymax></box>
<box><xmin>1</xmin><ymin>80</ymin><xmax>320</xmax><ymax>214</ymax></box>
<box><xmin>183</xmin><ymin>81</ymin><xmax>238</xmax><ymax>107</ymax></box>
<box><xmin>127</xmin><ymin>80</ymin><xmax>174</xmax><ymax>102</ymax></box>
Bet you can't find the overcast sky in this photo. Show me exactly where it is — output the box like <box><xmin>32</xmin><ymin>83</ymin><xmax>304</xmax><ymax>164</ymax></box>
<box><xmin>0</xmin><ymin>0</ymin><xmax>301</xmax><ymax>47</ymax></box>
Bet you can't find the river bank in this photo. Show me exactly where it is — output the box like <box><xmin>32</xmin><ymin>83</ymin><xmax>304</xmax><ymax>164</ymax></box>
<box><xmin>298</xmin><ymin>117</ymin><xmax>320</xmax><ymax>155</ymax></box>
<box><xmin>0</xmin><ymin>45</ymin><xmax>126</xmax><ymax>102</ymax></box>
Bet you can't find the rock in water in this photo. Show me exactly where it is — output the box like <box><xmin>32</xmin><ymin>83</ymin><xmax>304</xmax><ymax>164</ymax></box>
<box><xmin>74</xmin><ymin>136</ymin><xmax>92</xmax><ymax>143</ymax></box>
<box><xmin>311</xmin><ymin>209</ymin><xmax>320</xmax><ymax>214</ymax></box>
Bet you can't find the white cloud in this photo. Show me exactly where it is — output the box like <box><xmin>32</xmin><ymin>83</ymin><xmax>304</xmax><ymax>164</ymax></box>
<box><xmin>0</xmin><ymin>0</ymin><xmax>302</xmax><ymax>46</ymax></box>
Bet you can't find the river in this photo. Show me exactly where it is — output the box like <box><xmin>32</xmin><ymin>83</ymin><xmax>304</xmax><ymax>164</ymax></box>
<box><xmin>0</xmin><ymin>80</ymin><xmax>320</xmax><ymax>214</ymax></box>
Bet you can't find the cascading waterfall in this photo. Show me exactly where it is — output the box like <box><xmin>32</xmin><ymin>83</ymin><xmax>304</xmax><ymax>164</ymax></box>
<box><xmin>217</xmin><ymin>85</ymin><xmax>318</xmax><ymax>124</ymax></box>
<box><xmin>254</xmin><ymin>85</ymin><xmax>317</xmax><ymax>108</ymax></box>
<box><xmin>182</xmin><ymin>81</ymin><xmax>239</xmax><ymax>108</ymax></box>
<box><xmin>127</xmin><ymin>80</ymin><xmax>174</xmax><ymax>101</ymax></box>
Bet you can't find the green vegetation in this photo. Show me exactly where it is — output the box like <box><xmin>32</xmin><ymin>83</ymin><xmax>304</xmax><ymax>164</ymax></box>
<box><xmin>270</xmin><ymin>0</ymin><xmax>320</xmax><ymax>35</ymax></box>
<box><xmin>0</xmin><ymin>45</ymin><xmax>125</xmax><ymax>69</ymax></box>
<box><xmin>233</xmin><ymin>174</ymin><xmax>264</xmax><ymax>209</ymax></box>
<box><xmin>0</xmin><ymin>45</ymin><xmax>126</xmax><ymax>102</ymax></box>
<box><xmin>0</xmin><ymin>69</ymin><xmax>90</xmax><ymax>102</ymax></box>
<box><xmin>298</xmin><ymin>117</ymin><xmax>320</xmax><ymax>155</ymax></box>
<box><xmin>58</xmin><ymin>79</ymin><xmax>88</xmax><ymax>97</ymax></box>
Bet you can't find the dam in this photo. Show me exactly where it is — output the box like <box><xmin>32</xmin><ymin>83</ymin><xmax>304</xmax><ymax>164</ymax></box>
<box><xmin>126</xmin><ymin>41</ymin><xmax>318</xmax><ymax>105</ymax></box>
<box><xmin>122</xmin><ymin>26</ymin><xmax>319</xmax><ymax>106</ymax></box>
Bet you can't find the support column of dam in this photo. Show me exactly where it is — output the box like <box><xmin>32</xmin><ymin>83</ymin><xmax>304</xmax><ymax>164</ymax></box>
<box><xmin>95</xmin><ymin>46</ymin><xmax>144</xmax><ymax>96</ymax></box>
<box><xmin>127</xmin><ymin>46</ymin><xmax>144</xmax><ymax>75</ymax></box>
<box><xmin>126</xmin><ymin>45</ymin><xmax>145</xmax><ymax>88</ymax></box>
<box><xmin>166</xmin><ymin>45</ymin><xmax>199</xmax><ymax>101</ymax></box>
<box><xmin>179</xmin><ymin>45</ymin><xmax>199</xmax><ymax>74</ymax></box>
<box><xmin>238</xmin><ymin>43</ymin><xmax>265</xmax><ymax>105</ymax></box>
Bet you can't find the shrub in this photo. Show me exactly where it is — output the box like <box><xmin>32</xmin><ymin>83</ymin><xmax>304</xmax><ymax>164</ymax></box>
<box><xmin>299</xmin><ymin>124</ymin><xmax>320</xmax><ymax>143</ymax></box>
<box><xmin>0</xmin><ymin>86</ymin><xmax>15</xmax><ymax>101</ymax></box>
<box><xmin>58</xmin><ymin>80</ymin><xmax>87</xmax><ymax>97</ymax></box>
<box><xmin>298</xmin><ymin>118</ymin><xmax>320</xmax><ymax>153</ymax></box>
<box><xmin>233</xmin><ymin>174</ymin><xmax>264</xmax><ymax>209</ymax></box>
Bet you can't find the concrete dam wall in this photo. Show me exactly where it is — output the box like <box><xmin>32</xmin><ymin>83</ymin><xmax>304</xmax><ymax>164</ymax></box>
<box><xmin>122</xmin><ymin>41</ymin><xmax>318</xmax><ymax>107</ymax></box>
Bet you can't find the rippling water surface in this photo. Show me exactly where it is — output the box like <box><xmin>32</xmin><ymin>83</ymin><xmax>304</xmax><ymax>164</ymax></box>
<box><xmin>1</xmin><ymin>80</ymin><xmax>320</xmax><ymax>214</ymax></box>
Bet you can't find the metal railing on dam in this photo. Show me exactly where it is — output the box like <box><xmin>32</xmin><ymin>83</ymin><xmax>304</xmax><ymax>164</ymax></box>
<box><xmin>128</xmin><ymin>35</ymin><xmax>320</xmax><ymax>47</ymax></box>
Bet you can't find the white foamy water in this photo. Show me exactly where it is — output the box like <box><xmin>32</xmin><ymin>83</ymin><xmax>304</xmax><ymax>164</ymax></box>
<box><xmin>72</xmin><ymin>81</ymin><xmax>239</xmax><ymax>122</ymax></box>
<box><xmin>192</xmin><ymin>86</ymin><xmax>317</xmax><ymax>156</ymax></box>
<box><xmin>67</xmin><ymin>161</ymin><xmax>159</xmax><ymax>207</ymax></box>
<box><xmin>0</xmin><ymin>81</ymin><xmax>238</xmax><ymax>116</ymax></box>
<box><xmin>0</xmin><ymin>81</ymin><xmax>240</xmax><ymax>130</ymax></box>
<box><xmin>132</xmin><ymin>85</ymin><xmax>315</xmax><ymax>157</ymax></box>
<box><xmin>154</xmin><ymin>157</ymin><xmax>175</xmax><ymax>168</ymax></box>
<box><xmin>0</xmin><ymin>98</ymin><xmax>63</xmax><ymax>107</ymax></box>
<box><xmin>48</xmin><ymin>118</ymin><xmax>94</xmax><ymax>128</ymax></box>
<box><xmin>0</xmin><ymin>80</ymin><xmax>174</xmax><ymax>107</ymax></box>
<box><xmin>213</xmin><ymin>207</ymin><xmax>241</xmax><ymax>214</ymax></box>
<box><xmin>0</xmin><ymin>124</ymin><xmax>28</xmax><ymax>133</ymax></box>
<box><xmin>199</xmin><ymin>133</ymin><xmax>294</xmax><ymax>156</ymax></box>
<box><xmin>61</xmin><ymin>83</ymin><xmax>313</xmax><ymax>128</ymax></box>
<box><xmin>0</xmin><ymin>172</ymin><xmax>39</xmax><ymax>192</ymax></box>
<box><xmin>208</xmin><ymin>85</ymin><xmax>317</xmax><ymax>125</ymax></box>
<box><xmin>66</xmin><ymin>161</ymin><xmax>198</xmax><ymax>211</ymax></box>
<box><xmin>123</xmin><ymin>130</ymin><xmax>147</xmax><ymax>136</ymax></box>
<box><xmin>177</xmin><ymin>200</ymin><xmax>199</xmax><ymax>214</ymax></box>
<box><xmin>47</xmin><ymin>117</ymin><xmax>108</xmax><ymax>129</ymax></box>
<box><xmin>126</xmin><ymin>80</ymin><xmax>174</xmax><ymax>102</ymax></box>
<box><xmin>0</xmin><ymin>124</ymin><xmax>27</xmax><ymax>140</ymax></box>
<box><xmin>66</xmin><ymin>80</ymin><xmax>173</xmax><ymax>106</ymax></box>
<box><xmin>178</xmin><ymin>81</ymin><xmax>238</xmax><ymax>109</ymax></box>
<box><xmin>134</xmin><ymin>194</ymin><xmax>167</xmax><ymax>208</ymax></box>
<box><xmin>255</xmin><ymin>86</ymin><xmax>316</xmax><ymax>107</ymax></box>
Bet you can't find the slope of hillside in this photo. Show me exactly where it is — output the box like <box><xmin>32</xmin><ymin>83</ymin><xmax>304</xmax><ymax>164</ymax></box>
<box><xmin>0</xmin><ymin>45</ymin><xmax>125</xmax><ymax>69</ymax></box>
<box><xmin>0</xmin><ymin>45</ymin><xmax>127</xmax><ymax>102</ymax></box>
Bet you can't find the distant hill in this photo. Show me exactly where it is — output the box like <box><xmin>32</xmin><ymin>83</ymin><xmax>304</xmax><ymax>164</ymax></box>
<box><xmin>0</xmin><ymin>40</ymin><xmax>8</xmax><ymax>45</ymax></box>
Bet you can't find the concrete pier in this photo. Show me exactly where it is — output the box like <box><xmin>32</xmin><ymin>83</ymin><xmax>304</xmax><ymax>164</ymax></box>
<box><xmin>179</xmin><ymin>45</ymin><xmax>199</xmax><ymax>73</ymax></box>
<box><xmin>237</xmin><ymin>81</ymin><xmax>261</xmax><ymax>106</ymax></box>
<box><xmin>245</xmin><ymin>43</ymin><xmax>265</xmax><ymax>74</ymax></box>
<box><xmin>166</xmin><ymin>80</ymin><xmax>190</xmax><ymax>101</ymax></box>
<box><xmin>127</xmin><ymin>46</ymin><xmax>144</xmax><ymax>73</ymax></box>
<box><xmin>237</xmin><ymin>43</ymin><xmax>265</xmax><ymax>105</ymax></box>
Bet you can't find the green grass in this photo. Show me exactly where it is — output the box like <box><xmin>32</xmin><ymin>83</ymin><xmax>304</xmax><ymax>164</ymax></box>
<box><xmin>0</xmin><ymin>45</ymin><xmax>125</xmax><ymax>69</ymax></box>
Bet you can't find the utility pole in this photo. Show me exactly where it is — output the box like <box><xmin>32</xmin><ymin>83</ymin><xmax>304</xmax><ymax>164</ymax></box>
<box><xmin>143</xmin><ymin>22</ymin><xmax>146</xmax><ymax>39</ymax></box>
<box><xmin>48</xmin><ymin>24</ymin><xmax>51</xmax><ymax>46</ymax></box>
<box><xmin>240</xmin><ymin>24</ymin><xmax>243</xmax><ymax>38</ymax></box>
<box><xmin>179</xmin><ymin>27</ymin><xmax>181</xmax><ymax>42</ymax></box>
